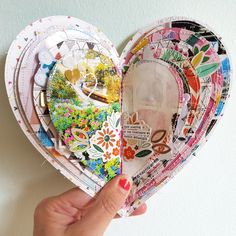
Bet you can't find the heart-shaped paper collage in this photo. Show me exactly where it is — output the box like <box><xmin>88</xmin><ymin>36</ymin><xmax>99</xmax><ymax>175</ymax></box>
<box><xmin>5</xmin><ymin>16</ymin><xmax>231</xmax><ymax>216</ymax></box>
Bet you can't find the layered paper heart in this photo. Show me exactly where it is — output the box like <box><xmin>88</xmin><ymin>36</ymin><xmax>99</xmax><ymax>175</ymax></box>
<box><xmin>5</xmin><ymin>16</ymin><xmax>231</xmax><ymax>216</ymax></box>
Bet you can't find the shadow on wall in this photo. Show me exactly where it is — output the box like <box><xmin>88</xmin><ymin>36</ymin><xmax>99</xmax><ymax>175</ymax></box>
<box><xmin>0</xmin><ymin>36</ymin><xmax>132</xmax><ymax>236</ymax></box>
<box><xmin>117</xmin><ymin>35</ymin><xmax>133</xmax><ymax>55</ymax></box>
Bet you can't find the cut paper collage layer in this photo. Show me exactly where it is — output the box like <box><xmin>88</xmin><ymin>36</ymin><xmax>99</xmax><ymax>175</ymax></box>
<box><xmin>5</xmin><ymin>16</ymin><xmax>231</xmax><ymax>216</ymax></box>
<box><xmin>119</xmin><ymin>18</ymin><xmax>231</xmax><ymax>215</ymax></box>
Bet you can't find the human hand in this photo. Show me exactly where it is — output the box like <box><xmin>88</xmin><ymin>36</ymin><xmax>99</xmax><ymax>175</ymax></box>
<box><xmin>33</xmin><ymin>174</ymin><xmax>147</xmax><ymax>236</ymax></box>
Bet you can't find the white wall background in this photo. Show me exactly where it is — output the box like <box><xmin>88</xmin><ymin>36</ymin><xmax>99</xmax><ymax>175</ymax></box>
<box><xmin>0</xmin><ymin>0</ymin><xmax>236</xmax><ymax>235</ymax></box>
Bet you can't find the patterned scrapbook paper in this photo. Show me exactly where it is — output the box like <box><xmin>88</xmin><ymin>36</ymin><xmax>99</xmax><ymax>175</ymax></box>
<box><xmin>4</xmin><ymin>16</ymin><xmax>231</xmax><ymax>216</ymax></box>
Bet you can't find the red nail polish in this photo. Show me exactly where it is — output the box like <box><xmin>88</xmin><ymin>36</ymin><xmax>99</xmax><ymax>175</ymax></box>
<box><xmin>119</xmin><ymin>178</ymin><xmax>131</xmax><ymax>191</ymax></box>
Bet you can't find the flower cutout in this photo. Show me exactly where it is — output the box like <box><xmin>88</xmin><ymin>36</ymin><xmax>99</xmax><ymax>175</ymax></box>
<box><xmin>116</xmin><ymin>140</ymin><xmax>121</xmax><ymax>148</ymax></box>
<box><xmin>122</xmin><ymin>112</ymin><xmax>153</xmax><ymax>160</ymax></box>
<box><xmin>124</xmin><ymin>146</ymin><xmax>135</xmax><ymax>160</ymax></box>
<box><xmin>97</xmin><ymin>128</ymin><xmax>116</xmax><ymax>150</ymax></box>
<box><xmin>88</xmin><ymin>111</ymin><xmax>121</xmax><ymax>162</ymax></box>
<box><xmin>103</xmin><ymin>151</ymin><xmax>112</xmax><ymax>161</ymax></box>
<box><xmin>112</xmin><ymin>147</ymin><xmax>120</xmax><ymax>156</ymax></box>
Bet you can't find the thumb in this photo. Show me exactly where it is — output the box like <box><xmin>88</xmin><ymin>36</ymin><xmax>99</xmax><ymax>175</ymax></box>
<box><xmin>80</xmin><ymin>174</ymin><xmax>132</xmax><ymax>235</ymax></box>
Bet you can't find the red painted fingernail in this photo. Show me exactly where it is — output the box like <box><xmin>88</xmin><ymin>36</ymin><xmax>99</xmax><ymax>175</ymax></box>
<box><xmin>119</xmin><ymin>178</ymin><xmax>131</xmax><ymax>191</ymax></box>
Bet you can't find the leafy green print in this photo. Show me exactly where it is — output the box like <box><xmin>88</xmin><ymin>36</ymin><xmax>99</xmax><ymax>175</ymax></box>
<box><xmin>104</xmin><ymin>157</ymin><xmax>120</xmax><ymax>181</ymax></box>
<box><xmin>196</xmin><ymin>63</ymin><xmax>220</xmax><ymax>77</ymax></box>
<box><xmin>135</xmin><ymin>149</ymin><xmax>152</xmax><ymax>158</ymax></box>
<box><xmin>162</xmin><ymin>49</ymin><xmax>172</xmax><ymax>61</ymax></box>
<box><xmin>51</xmin><ymin>103</ymin><xmax>114</xmax><ymax>135</ymax></box>
<box><xmin>133</xmin><ymin>57</ymin><xmax>140</xmax><ymax>64</ymax></box>
<box><xmin>193</xmin><ymin>45</ymin><xmax>210</xmax><ymax>65</ymax></box>
<box><xmin>111</xmin><ymin>102</ymin><xmax>120</xmax><ymax>112</ymax></box>
<box><xmin>162</xmin><ymin>49</ymin><xmax>184</xmax><ymax>62</ymax></box>
<box><xmin>115</xmin><ymin>118</ymin><xmax>120</xmax><ymax>128</ymax></box>
<box><xmin>186</xmin><ymin>34</ymin><xmax>199</xmax><ymax>47</ymax></box>
<box><xmin>194</xmin><ymin>46</ymin><xmax>199</xmax><ymax>55</ymax></box>
<box><xmin>201</xmin><ymin>44</ymin><xmax>210</xmax><ymax>53</ymax></box>
<box><xmin>123</xmin><ymin>66</ymin><xmax>129</xmax><ymax>73</ymax></box>
<box><xmin>202</xmin><ymin>56</ymin><xmax>210</xmax><ymax>63</ymax></box>
<box><xmin>93</xmin><ymin>144</ymin><xmax>104</xmax><ymax>153</ymax></box>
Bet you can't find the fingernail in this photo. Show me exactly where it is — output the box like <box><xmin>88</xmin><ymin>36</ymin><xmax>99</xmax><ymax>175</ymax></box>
<box><xmin>118</xmin><ymin>178</ymin><xmax>131</xmax><ymax>191</ymax></box>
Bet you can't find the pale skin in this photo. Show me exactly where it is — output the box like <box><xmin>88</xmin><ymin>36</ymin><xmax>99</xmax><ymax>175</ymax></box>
<box><xmin>33</xmin><ymin>174</ymin><xmax>147</xmax><ymax>236</ymax></box>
